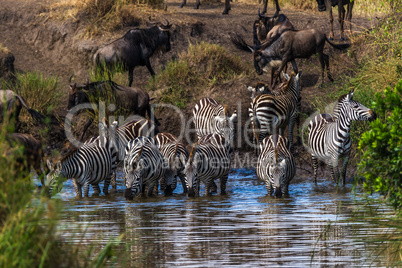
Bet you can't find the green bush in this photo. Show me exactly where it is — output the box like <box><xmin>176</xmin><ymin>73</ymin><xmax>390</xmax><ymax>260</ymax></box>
<box><xmin>358</xmin><ymin>79</ymin><xmax>402</xmax><ymax>209</ymax></box>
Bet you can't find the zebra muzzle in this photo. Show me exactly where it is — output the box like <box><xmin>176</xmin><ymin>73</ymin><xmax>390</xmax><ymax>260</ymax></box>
<box><xmin>124</xmin><ymin>188</ymin><xmax>134</xmax><ymax>200</ymax></box>
<box><xmin>187</xmin><ymin>187</ymin><xmax>196</xmax><ymax>197</ymax></box>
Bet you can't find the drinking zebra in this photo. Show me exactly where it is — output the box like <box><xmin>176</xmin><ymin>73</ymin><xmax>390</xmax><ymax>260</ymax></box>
<box><xmin>184</xmin><ymin>133</ymin><xmax>231</xmax><ymax>197</ymax></box>
<box><xmin>45</xmin><ymin>133</ymin><xmax>118</xmax><ymax>198</ymax></box>
<box><xmin>308</xmin><ymin>90</ymin><xmax>376</xmax><ymax>185</ymax></box>
<box><xmin>123</xmin><ymin>136</ymin><xmax>166</xmax><ymax>199</ymax></box>
<box><xmin>249</xmin><ymin>72</ymin><xmax>301</xmax><ymax>152</ymax></box>
<box><xmin>256</xmin><ymin>134</ymin><xmax>295</xmax><ymax>196</ymax></box>
<box><xmin>193</xmin><ymin>97</ymin><xmax>237</xmax><ymax>148</ymax></box>
<box><xmin>154</xmin><ymin>133</ymin><xmax>189</xmax><ymax>194</ymax></box>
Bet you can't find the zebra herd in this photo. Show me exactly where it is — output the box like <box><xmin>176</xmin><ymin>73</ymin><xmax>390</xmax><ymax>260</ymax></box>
<box><xmin>45</xmin><ymin>69</ymin><xmax>375</xmax><ymax>198</ymax></box>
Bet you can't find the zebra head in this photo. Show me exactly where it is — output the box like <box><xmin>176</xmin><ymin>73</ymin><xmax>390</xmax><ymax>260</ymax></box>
<box><xmin>43</xmin><ymin>160</ymin><xmax>64</xmax><ymax>197</ymax></box>
<box><xmin>338</xmin><ymin>90</ymin><xmax>376</xmax><ymax>122</ymax></box>
<box><xmin>124</xmin><ymin>158</ymin><xmax>146</xmax><ymax>199</ymax></box>
<box><xmin>215</xmin><ymin>107</ymin><xmax>237</xmax><ymax>148</ymax></box>
<box><xmin>268</xmin><ymin>149</ymin><xmax>286</xmax><ymax>197</ymax></box>
<box><xmin>184</xmin><ymin>144</ymin><xmax>199</xmax><ymax>197</ymax></box>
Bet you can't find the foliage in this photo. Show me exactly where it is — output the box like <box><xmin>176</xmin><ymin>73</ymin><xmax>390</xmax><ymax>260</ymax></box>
<box><xmin>2</xmin><ymin>71</ymin><xmax>63</xmax><ymax>117</ymax></box>
<box><xmin>147</xmin><ymin>41</ymin><xmax>247</xmax><ymax>108</ymax></box>
<box><xmin>358</xmin><ymin>79</ymin><xmax>402</xmax><ymax>210</ymax></box>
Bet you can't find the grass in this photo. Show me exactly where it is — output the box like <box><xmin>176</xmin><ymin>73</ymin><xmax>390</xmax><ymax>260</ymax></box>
<box><xmin>0</xmin><ymin>43</ymin><xmax>10</xmax><ymax>54</ymax></box>
<box><xmin>147</xmin><ymin>41</ymin><xmax>248</xmax><ymax>108</ymax></box>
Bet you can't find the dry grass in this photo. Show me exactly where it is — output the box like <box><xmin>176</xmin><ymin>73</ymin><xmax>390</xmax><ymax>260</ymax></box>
<box><xmin>0</xmin><ymin>43</ymin><xmax>10</xmax><ymax>54</ymax></box>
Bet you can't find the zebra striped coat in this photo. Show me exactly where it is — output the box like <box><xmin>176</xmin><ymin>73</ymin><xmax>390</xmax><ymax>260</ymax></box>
<box><xmin>256</xmin><ymin>134</ymin><xmax>295</xmax><ymax>196</ymax></box>
<box><xmin>308</xmin><ymin>90</ymin><xmax>376</xmax><ymax>185</ymax></box>
<box><xmin>193</xmin><ymin>97</ymin><xmax>237</xmax><ymax>148</ymax></box>
<box><xmin>184</xmin><ymin>134</ymin><xmax>231</xmax><ymax>197</ymax></box>
<box><xmin>249</xmin><ymin>72</ymin><xmax>301</xmax><ymax>152</ymax></box>
<box><xmin>45</xmin><ymin>135</ymin><xmax>117</xmax><ymax>198</ymax></box>
<box><xmin>154</xmin><ymin>133</ymin><xmax>189</xmax><ymax>195</ymax></box>
<box><xmin>123</xmin><ymin>136</ymin><xmax>166</xmax><ymax>199</ymax></box>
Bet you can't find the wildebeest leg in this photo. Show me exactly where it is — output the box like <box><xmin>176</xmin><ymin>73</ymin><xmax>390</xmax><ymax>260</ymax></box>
<box><xmin>323</xmin><ymin>53</ymin><xmax>333</xmax><ymax>82</ymax></box>
<box><xmin>222</xmin><ymin>0</ymin><xmax>231</xmax><ymax>15</ymax></box>
<box><xmin>328</xmin><ymin>2</ymin><xmax>334</xmax><ymax>40</ymax></box>
<box><xmin>128</xmin><ymin>66</ymin><xmax>134</xmax><ymax>87</ymax></box>
<box><xmin>179</xmin><ymin>0</ymin><xmax>186</xmax><ymax>8</ymax></box>
<box><xmin>79</xmin><ymin>117</ymin><xmax>93</xmax><ymax>141</ymax></box>
<box><xmin>346</xmin><ymin>2</ymin><xmax>354</xmax><ymax>38</ymax></box>
<box><xmin>195</xmin><ymin>0</ymin><xmax>200</xmax><ymax>9</ymax></box>
<box><xmin>144</xmin><ymin>58</ymin><xmax>155</xmax><ymax>78</ymax></box>
<box><xmin>273</xmin><ymin>0</ymin><xmax>280</xmax><ymax>16</ymax></box>
<box><xmin>290</xmin><ymin>60</ymin><xmax>298</xmax><ymax>74</ymax></box>
<box><xmin>339</xmin><ymin>5</ymin><xmax>346</xmax><ymax>40</ymax></box>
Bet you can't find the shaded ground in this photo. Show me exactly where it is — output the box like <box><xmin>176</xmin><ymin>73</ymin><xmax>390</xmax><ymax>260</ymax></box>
<box><xmin>0</xmin><ymin>0</ymin><xmax>378</xmax><ymax>178</ymax></box>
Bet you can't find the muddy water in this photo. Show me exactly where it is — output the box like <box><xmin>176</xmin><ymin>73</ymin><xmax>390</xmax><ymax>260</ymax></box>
<box><xmin>55</xmin><ymin>169</ymin><xmax>393</xmax><ymax>267</ymax></box>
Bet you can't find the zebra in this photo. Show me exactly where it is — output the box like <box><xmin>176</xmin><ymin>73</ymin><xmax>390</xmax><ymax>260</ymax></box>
<box><xmin>45</xmin><ymin>132</ymin><xmax>118</xmax><ymax>198</ymax></box>
<box><xmin>308</xmin><ymin>90</ymin><xmax>376</xmax><ymax>185</ymax></box>
<box><xmin>249</xmin><ymin>72</ymin><xmax>301</xmax><ymax>152</ymax></box>
<box><xmin>123</xmin><ymin>136</ymin><xmax>166</xmax><ymax>199</ymax></box>
<box><xmin>154</xmin><ymin>133</ymin><xmax>189</xmax><ymax>195</ymax></box>
<box><xmin>103</xmin><ymin>118</ymin><xmax>159</xmax><ymax>189</ymax></box>
<box><xmin>183</xmin><ymin>133</ymin><xmax>231</xmax><ymax>197</ymax></box>
<box><xmin>193</xmin><ymin>97</ymin><xmax>237</xmax><ymax>148</ymax></box>
<box><xmin>256</xmin><ymin>134</ymin><xmax>296</xmax><ymax>196</ymax></box>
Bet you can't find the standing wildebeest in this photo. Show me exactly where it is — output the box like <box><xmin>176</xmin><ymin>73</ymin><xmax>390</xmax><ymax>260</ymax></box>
<box><xmin>67</xmin><ymin>79</ymin><xmax>159</xmax><ymax>141</ymax></box>
<box><xmin>0</xmin><ymin>89</ymin><xmax>45</xmax><ymax>131</ymax></box>
<box><xmin>316</xmin><ymin>0</ymin><xmax>354</xmax><ymax>40</ymax></box>
<box><xmin>232</xmin><ymin>28</ymin><xmax>350</xmax><ymax>85</ymax></box>
<box><xmin>179</xmin><ymin>0</ymin><xmax>279</xmax><ymax>15</ymax></box>
<box><xmin>93</xmin><ymin>19</ymin><xmax>172</xmax><ymax>87</ymax></box>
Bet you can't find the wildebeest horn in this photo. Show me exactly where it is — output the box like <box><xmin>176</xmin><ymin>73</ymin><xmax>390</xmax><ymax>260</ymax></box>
<box><xmin>148</xmin><ymin>16</ymin><xmax>157</xmax><ymax>25</ymax></box>
<box><xmin>258</xmin><ymin>8</ymin><xmax>266</xmax><ymax>19</ymax></box>
<box><xmin>69</xmin><ymin>74</ymin><xmax>74</xmax><ymax>84</ymax></box>
<box><xmin>161</xmin><ymin>18</ymin><xmax>172</xmax><ymax>29</ymax></box>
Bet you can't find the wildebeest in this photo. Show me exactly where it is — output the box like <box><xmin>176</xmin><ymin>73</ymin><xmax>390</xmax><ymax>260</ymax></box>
<box><xmin>179</xmin><ymin>0</ymin><xmax>279</xmax><ymax>15</ymax></box>
<box><xmin>0</xmin><ymin>89</ymin><xmax>45</xmax><ymax>131</ymax></box>
<box><xmin>253</xmin><ymin>11</ymin><xmax>293</xmax><ymax>46</ymax></box>
<box><xmin>67</xmin><ymin>79</ymin><xmax>159</xmax><ymax>141</ymax></box>
<box><xmin>6</xmin><ymin>133</ymin><xmax>47</xmax><ymax>185</ymax></box>
<box><xmin>232</xmin><ymin>28</ymin><xmax>350</xmax><ymax>85</ymax></box>
<box><xmin>93</xmin><ymin>19</ymin><xmax>172</xmax><ymax>87</ymax></box>
<box><xmin>316</xmin><ymin>0</ymin><xmax>354</xmax><ymax>40</ymax></box>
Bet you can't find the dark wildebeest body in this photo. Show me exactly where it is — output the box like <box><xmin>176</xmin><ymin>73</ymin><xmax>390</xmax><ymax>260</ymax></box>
<box><xmin>93</xmin><ymin>21</ymin><xmax>172</xmax><ymax>87</ymax></box>
<box><xmin>6</xmin><ymin>133</ymin><xmax>47</xmax><ymax>185</ymax></box>
<box><xmin>179</xmin><ymin>0</ymin><xmax>279</xmax><ymax>15</ymax></box>
<box><xmin>67</xmin><ymin>80</ymin><xmax>159</xmax><ymax>141</ymax></box>
<box><xmin>0</xmin><ymin>89</ymin><xmax>45</xmax><ymax>131</ymax></box>
<box><xmin>251</xmin><ymin>13</ymin><xmax>295</xmax><ymax>86</ymax></box>
<box><xmin>316</xmin><ymin>0</ymin><xmax>354</xmax><ymax>40</ymax></box>
<box><xmin>232</xmin><ymin>29</ymin><xmax>350</xmax><ymax>85</ymax></box>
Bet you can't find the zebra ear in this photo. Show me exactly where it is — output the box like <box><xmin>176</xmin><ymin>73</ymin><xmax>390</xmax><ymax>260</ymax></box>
<box><xmin>282</xmin><ymin>72</ymin><xmax>289</xmax><ymax>81</ymax></box>
<box><xmin>247</xmin><ymin>86</ymin><xmax>256</xmax><ymax>93</ymax></box>
<box><xmin>347</xmin><ymin>90</ymin><xmax>354</xmax><ymax>101</ymax></box>
<box><xmin>47</xmin><ymin>159</ymin><xmax>54</xmax><ymax>171</ymax></box>
<box><xmin>229</xmin><ymin>111</ymin><xmax>237</xmax><ymax>122</ymax></box>
<box><xmin>215</xmin><ymin>115</ymin><xmax>225</xmax><ymax>124</ymax></box>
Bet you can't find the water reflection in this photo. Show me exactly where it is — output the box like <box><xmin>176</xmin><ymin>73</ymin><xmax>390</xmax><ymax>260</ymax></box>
<box><xmin>54</xmin><ymin>168</ymin><xmax>392</xmax><ymax>267</ymax></box>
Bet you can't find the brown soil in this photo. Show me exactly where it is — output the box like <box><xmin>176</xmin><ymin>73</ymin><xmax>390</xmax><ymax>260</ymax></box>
<box><xmin>0</xmin><ymin>0</ymin><xmax>377</xmax><ymax>178</ymax></box>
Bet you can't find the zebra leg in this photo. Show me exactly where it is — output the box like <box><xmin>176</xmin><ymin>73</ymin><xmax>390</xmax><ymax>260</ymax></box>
<box><xmin>103</xmin><ymin>174</ymin><xmax>111</xmax><ymax>195</ymax></box>
<box><xmin>340</xmin><ymin>153</ymin><xmax>350</xmax><ymax>186</ymax></box>
<box><xmin>73</xmin><ymin>179</ymin><xmax>82</xmax><ymax>198</ymax></box>
<box><xmin>210</xmin><ymin>180</ymin><xmax>218</xmax><ymax>193</ymax></box>
<box><xmin>288</xmin><ymin>119</ymin><xmax>296</xmax><ymax>152</ymax></box>
<box><xmin>281</xmin><ymin>183</ymin><xmax>289</xmax><ymax>196</ymax></box>
<box><xmin>179</xmin><ymin>174</ymin><xmax>188</xmax><ymax>193</ymax></box>
<box><xmin>312</xmin><ymin>155</ymin><xmax>319</xmax><ymax>184</ymax></box>
<box><xmin>329</xmin><ymin>163</ymin><xmax>340</xmax><ymax>184</ymax></box>
<box><xmin>147</xmin><ymin>181</ymin><xmax>157</xmax><ymax>197</ymax></box>
<box><xmin>92</xmin><ymin>184</ymin><xmax>101</xmax><ymax>195</ymax></box>
<box><xmin>111</xmin><ymin>171</ymin><xmax>117</xmax><ymax>189</ymax></box>
<box><xmin>265</xmin><ymin>181</ymin><xmax>273</xmax><ymax>195</ymax></box>
<box><xmin>220</xmin><ymin>175</ymin><xmax>228</xmax><ymax>195</ymax></box>
<box><xmin>83</xmin><ymin>181</ymin><xmax>91</xmax><ymax>197</ymax></box>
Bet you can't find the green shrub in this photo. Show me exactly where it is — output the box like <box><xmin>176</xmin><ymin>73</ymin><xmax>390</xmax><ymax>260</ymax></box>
<box><xmin>358</xmin><ymin>79</ymin><xmax>402</xmax><ymax>209</ymax></box>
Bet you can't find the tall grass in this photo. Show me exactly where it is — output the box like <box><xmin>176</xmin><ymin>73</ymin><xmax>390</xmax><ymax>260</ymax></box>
<box><xmin>147</xmin><ymin>41</ymin><xmax>248</xmax><ymax>108</ymax></box>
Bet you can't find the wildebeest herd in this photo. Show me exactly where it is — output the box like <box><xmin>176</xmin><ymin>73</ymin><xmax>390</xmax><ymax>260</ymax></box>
<box><xmin>1</xmin><ymin>0</ymin><xmax>377</xmax><ymax>199</ymax></box>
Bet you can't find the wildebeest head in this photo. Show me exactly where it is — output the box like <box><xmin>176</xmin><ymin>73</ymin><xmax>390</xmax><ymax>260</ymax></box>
<box><xmin>184</xmin><ymin>144</ymin><xmax>199</xmax><ymax>197</ymax></box>
<box><xmin>150</xmin><ymin>18</ymin><xmax>172</xmax><ymax>53</ymax></box>
<box><xmin>316</xmin><ymin>0</ymin><xmax>326</xmax><ymax>11</ymax></box>
<box><xmin>67</xmin><ymin>77</ymin><xmax>90</xmax><ymax>111</ymax></box>
<box><xmin>268</xmin><ymin>149</ymin><xmax>286</xmax><ymax>197</ymax></box>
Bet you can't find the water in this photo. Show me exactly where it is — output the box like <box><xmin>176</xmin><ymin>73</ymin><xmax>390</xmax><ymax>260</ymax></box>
<box><xmin>54</xmin><ymin>168</ymin><xmax>394</xmax><ymax>267</ymax></box>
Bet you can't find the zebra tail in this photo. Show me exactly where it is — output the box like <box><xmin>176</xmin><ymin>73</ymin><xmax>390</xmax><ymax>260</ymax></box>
<box><xmin>325</xmin><ymin>38</ymin><xmax>351</xmax><ymax>50</ymax></box>
<box><xmin>15</xmin><ymin>95</ymin><xmax>46</xmax><ymax>123</ymax></box>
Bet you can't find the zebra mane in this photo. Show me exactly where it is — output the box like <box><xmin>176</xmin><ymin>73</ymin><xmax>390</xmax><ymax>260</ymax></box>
<box><xmin>337</xmin><ymin>92</ymin><xmax>351</xmax><ymax>103</ymax></box>
<box><xmin>282</xmin><ymin>72</ymin><xmax>296</xmax><ymax>93</ymax></box>
<box><xmin>224</xmin><ymin>105</ymin><xmax>228</xmax><ymax>117</ymax></box>
<box><xmin>274</xmin><ymin>148</ymin><xmax>278</xmax><ymax>164</ymax></box>
<box><xmin>60</xmin><ymin>147</ymin><xmax>79</xmax><ymax>163</ymax></box>
<box><xmin>189</xmin><ymin>142</ymin><xmax>198</xmax><ymax>163</ymax></box>
<box><xmin>169</xmin><ymin>143</ymin><xmax>179</xmax><ymax>166</ymax></box>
